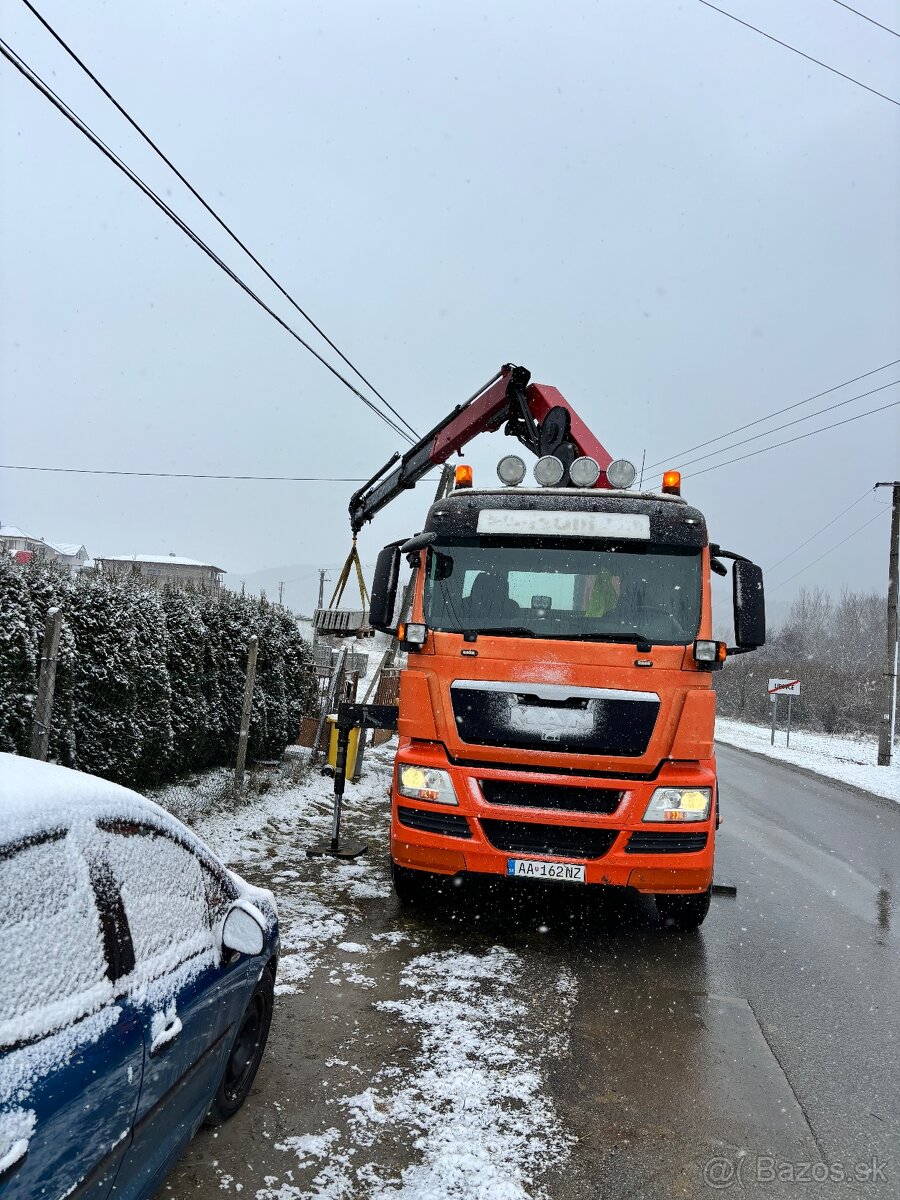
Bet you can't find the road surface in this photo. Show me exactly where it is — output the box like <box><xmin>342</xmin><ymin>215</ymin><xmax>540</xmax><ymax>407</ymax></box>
<box><xmin>158</xmin><ymin>742</ymin><xmax>899</xmax><ymax>1199</ymax></box>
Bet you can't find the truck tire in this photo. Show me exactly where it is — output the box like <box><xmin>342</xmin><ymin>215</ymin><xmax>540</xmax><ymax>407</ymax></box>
<box><xmin>391</xmin><ymin>859</ymin><xmax>438</xmax><ymax>907</ymax></box>
<box><xmin>655</xmin><ymin>886</ymin><xmax>711</xmax><ymax>931</ymax></box>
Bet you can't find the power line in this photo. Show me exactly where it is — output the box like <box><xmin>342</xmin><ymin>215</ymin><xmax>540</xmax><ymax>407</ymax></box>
<box><xmin>676</xmin><ymin>379</ymin><xmax>899</xmax><ymax>471</ymax></box>
<box><xmin>771</xmin><ymin>507</ymin><xmax>889</xmax><ymax>589</ymax></box>
<box><xmin>831</xmin><ymin>0</ymin><xmax>900</xmax><ymax>39</ymax></box>
<box><xmin>0</xmin><ymin>37</ymin><xmax>415</xmax><ymax>445</ymax></box>
<box><xmin>696</xmin><ymin>0</ymin><xmax>900</xmax><ymax>107</ymax></box>
<box><xmin>18</xmin><ymin>0</ymin><xmax>417</xmax><ymax>442</ymax></box>
<box><xmin>645</xmin><ymin>356</ymin><xmax>900</xmax><ymax>471</ymax></box>
<box><xmin>767</xmin><ymin>487</ymin><xmax>874</xmax><ymax>571</ymax></box>
<box><xmin>685</xmin><ymin>397</ymin><xmax>900</xmax><ymax>477</ymax></box>
<box><xmin>0</xmin><ymin>463</ymin><xmax>368</xmax><ymax>482</ymax></box>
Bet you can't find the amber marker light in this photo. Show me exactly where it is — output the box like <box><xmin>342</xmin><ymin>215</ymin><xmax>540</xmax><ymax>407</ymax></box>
<box><xmin>662</xmin><ymin>469</ymin><xmax>681</xmax><ymax>495</ymax></box>
<box><xmin>455</xmin><ymin>464</ymin><xmax>474</xmax><ymax>488</ymax></box>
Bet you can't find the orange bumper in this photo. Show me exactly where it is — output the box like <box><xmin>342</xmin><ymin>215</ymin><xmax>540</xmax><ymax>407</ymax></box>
<box><xmin>390</xmin><ymin>743</ymin><xmax>715</xmax><ymax>895</ymax></box>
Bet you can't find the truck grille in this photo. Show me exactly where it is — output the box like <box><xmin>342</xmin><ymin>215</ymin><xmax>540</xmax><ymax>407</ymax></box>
<box><xmin>625</xmin><ymin>831</ymin><xmax>708</xmax><ymax>854</ymax></box>
<box><xmin>397</xmin><ymin>805</ymin><xmax>472</xmax><ymax>839</ymax></box>
<box><xmin>479</xmin><ymin>779</ymin><xmax>623</xmax><ymax>815</ymax></box>
<box><xmin>451</xmin><ymin>680</ymin><xmax>659</xmax><ymax>757</ymax></box>
<box><xmin>480</xmin><ymin>818</ymin><xmax>617</xmax><ymax>859</ymax></box>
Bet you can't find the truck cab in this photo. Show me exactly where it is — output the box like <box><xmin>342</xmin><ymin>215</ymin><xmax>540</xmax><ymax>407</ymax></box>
<box><xmin>370</xmin><ymin>472</ymin><xmax>765</xmax><ymax>928</ymax></box>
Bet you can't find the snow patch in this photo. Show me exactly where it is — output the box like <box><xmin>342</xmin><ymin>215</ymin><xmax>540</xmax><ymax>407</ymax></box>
<box><xmin>0</xmin><ymin>1108</ymin><xmax>35</xmax><ymax>1176</ymax></box>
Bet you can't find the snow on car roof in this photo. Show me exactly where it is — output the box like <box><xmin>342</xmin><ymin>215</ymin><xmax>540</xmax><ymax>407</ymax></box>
<box><xmin>0</xmin><ymin>753</ymin><xmax>191</xmax><ymax>847</ymax></box>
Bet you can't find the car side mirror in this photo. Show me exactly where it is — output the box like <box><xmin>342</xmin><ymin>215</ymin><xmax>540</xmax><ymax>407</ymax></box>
<box><xmin>369</xmin><ymin>542</ymin><xmax>401</xmax><ymax>632</ymax></box>
<box><xmin>221</xmin><ymin>901</ymin><xmax>266</xmax><ymax>956</ymax></box>
<box><xmin>733</xmin><ymin>559</ymin><xmax>766</xmax><ymax>650</ymax></box>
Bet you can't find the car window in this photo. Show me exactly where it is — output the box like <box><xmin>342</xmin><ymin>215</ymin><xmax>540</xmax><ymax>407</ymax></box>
<box><xmin>98</xmin><ymin>829</ymin><xmax>213</xmax><ymax>980</ymax></box>
<box><xmin>0</xmin><ymin>834</ymin><xmax>110</xmax><ymax>1047</ymax></box>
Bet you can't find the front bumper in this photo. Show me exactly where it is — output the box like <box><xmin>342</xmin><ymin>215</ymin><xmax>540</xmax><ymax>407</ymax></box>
<box><xmin>390</xmin><ymin>743</ymin><xmax>715</xmax><ymax>895</ymax></box>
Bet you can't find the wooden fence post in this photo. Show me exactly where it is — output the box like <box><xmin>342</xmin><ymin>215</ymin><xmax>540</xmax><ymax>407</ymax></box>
<box><xmin>234</xmin><ymin>636</ymin><xmax>259</xmax><ymax>794</ymax></box>
<box><xmin>30</xmin><ymin>606</ymin><xmax>62</xmax><ymax>762</ymax></box>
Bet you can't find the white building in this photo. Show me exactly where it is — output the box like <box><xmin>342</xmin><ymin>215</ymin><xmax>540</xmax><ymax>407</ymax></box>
<box><xmin>45</xmin><ymin>541</ymin><xmax>91</xmax><ymax>575</ymax></box>
<box><xmin>0</xmin><ymin>524</ymin><xmax>90</xmax><ymax>575</ymax></box>
<box><xmin>96</xmin><ymin>553</ymin><xmax>225</xmax><ymax>593</ymax></box>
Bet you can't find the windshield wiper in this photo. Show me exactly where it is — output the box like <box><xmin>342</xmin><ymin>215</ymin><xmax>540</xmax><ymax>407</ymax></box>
<box><xmin>563</xmin><ymin>632</ymin><xmax>658</xmax><ymax>646</ymax></box>
<box><xmin>462</xmin><ymin>626</ymin><xmax>538</xmax><ymax>639</ymax></box>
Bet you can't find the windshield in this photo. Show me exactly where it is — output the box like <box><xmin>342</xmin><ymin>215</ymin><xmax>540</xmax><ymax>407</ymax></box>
<box><xmin>424</xmin><ymin>538</ymin><xmax>702</xmax><ymax>644</ymax></box>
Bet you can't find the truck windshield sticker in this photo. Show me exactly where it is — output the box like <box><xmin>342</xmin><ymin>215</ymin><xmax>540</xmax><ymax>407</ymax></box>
<box><xmin>476</xmin><ymin>510</ymin><xmax>651</xmax><ymax>539</ymax></box>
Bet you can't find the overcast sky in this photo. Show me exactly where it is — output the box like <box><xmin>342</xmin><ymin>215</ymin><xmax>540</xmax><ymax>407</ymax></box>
<box><xmin>2</xmin><ymin>0</ymin><xmax>898</xmax><ymax>616</ymax></box>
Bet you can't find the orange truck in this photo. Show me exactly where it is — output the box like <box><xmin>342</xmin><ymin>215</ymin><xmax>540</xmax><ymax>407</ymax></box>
<box><xmin>353</xmin><ymin>365</ymin><xmax>765</xmax><ymax>928</ymax></box>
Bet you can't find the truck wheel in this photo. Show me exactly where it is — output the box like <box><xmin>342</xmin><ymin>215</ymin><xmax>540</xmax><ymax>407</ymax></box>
<box><xmin>391</xmin><ymin>859</ymin><xmax>437</xmax><ymax>907</ymax></box>
<box><xmin>655</xmin><ymin>886</ymin><xmax>711</xmax><ymax>931</ymax></box>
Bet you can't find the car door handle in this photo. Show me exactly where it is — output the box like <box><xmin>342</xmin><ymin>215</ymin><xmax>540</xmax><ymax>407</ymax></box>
<box><xmin>150</xmin><ymin>1014</ymin><xmax>183</xmax><ymax>1056</ymax></box>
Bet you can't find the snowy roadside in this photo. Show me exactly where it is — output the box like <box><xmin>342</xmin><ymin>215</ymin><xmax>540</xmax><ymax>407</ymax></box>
<box><xmin>715</xmin><ymin>717</ymin><xmax>900</xmax><ymax>803</ymax></box>
<box><xmin>161</xmin><ymin>742</ymin><xmax>579</xmax><ymax>1200</ymax></box>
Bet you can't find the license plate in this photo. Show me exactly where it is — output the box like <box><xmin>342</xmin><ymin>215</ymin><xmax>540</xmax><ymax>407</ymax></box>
<box><xmin>507</xmin><ymin>858</ymin><xmax>586</xmax><ymax>883</ymax></box>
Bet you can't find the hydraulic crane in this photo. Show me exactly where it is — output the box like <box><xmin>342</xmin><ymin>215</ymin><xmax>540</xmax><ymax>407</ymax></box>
<box><xmin>349</xmin><ymin>364</ymin><xmax>614</xmax><ymax>534</ymax></box>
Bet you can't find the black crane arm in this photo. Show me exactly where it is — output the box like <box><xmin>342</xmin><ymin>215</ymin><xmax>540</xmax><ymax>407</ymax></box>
<box><xmin>349</xmin><ymin>364</ymin><xmax>613</xmax><ymax>533</ymax></box>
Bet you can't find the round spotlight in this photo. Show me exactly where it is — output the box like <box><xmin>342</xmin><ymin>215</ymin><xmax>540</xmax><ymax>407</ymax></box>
<box><xmin>569</xmin><ymin>456</ymin><xmax>601</xmax><ymax>487</ymax></box>
<box><xmin>534</xmin><ymin>455</ymin><xmax>565</xmax><ymax>486</ymax></box>
<box><xmin>496</xmin><ymin>454</ymin><xmax>526</xmax><ymax>486</ymax></box>
<box><xmin>606</xmin><ymin>458</ymin><xmax>637</xmax><ymax>489</ymax></box>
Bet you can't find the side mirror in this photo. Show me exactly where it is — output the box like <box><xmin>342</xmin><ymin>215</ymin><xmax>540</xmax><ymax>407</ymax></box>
<box><xmin>733</xmin><ymin>559</ymin><xmax>766</xmax><ymax>649</ymax></box>
<box><xmin>369</xmin><ymin>542</ymin><xmax>401</xmax><ymax>632</ymax></box>
<box><xmin>221</xmin><ymin>900</ymin><xmax>266</xmax><ymax>956</ymax></box>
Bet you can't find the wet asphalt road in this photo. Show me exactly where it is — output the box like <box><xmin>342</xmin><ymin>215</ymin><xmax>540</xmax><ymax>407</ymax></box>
<box><xmin>160</xmin><ymin>744</ymin><xmax>899</xmax><ymax>1199</ymax></box>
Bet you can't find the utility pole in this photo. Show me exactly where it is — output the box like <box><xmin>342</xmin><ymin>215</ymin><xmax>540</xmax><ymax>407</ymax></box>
<box><xmin>30</xmin><ymin>606</ymin><xmax>62</xmax><ymax>761</ymax></box>
<box><xmin>234</xmin><ymin>635</ymin><xmax>259</xmax><ymax>794</ymax></box>
<box><xmin>317</xmin><ymin>568</ymin><xmax>328</xmax><ymax>611</ymax></box>
<box><xmin>278</xmin><ymin>580</ymin><xmax>284</xmax><ymax>607</ymax></box>
<box><xmin>876</xmin><ymin>481</ymin><xmax>899</xmax><ymax>767</ymax></box>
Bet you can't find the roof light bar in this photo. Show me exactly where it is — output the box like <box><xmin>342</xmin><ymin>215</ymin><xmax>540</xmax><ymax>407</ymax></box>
<box><xmin>534</xmin><ymin>456</ymin><xmax>565</xmax><ymax>487</ymax></box>
<box><xmin>606</xmin><ymin>458</ymin><xmax>637</xmax><ymax>489</ymax></box>
<box><xmin>569</xmin><ymin>456</ymin><xmax>601</xmax><ymax>488</ymax></box>
<box><xmin>497</xmin><ymin>455</ymin><xmax>526</xmax><ymax>486</ymax></box>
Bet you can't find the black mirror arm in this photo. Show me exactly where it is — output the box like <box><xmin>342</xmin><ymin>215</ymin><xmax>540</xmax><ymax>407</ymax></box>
<box><xmin>710</xmin><ymin>543</ymin><xmax>752</xmax><ymax>563</ymax></box>
<box><xmin>400</xmin><ymin>531</ymin><xmax>436</xmax><ymax>554</ymax></box>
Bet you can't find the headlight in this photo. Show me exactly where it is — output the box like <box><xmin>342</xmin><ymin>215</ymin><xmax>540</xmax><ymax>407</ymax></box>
<box><xmin>397</xmin><ymin>764</ymin><xmax>458</xmax><ymax>806</ymax></box>
<box><xmin>643</xmin><ymin>787</ymin><xmax>711</xmax><ymax>822</ymax></box>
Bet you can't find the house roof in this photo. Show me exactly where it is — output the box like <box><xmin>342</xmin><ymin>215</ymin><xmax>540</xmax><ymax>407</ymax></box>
<box><xmin>0</xmin><ymin>525</ymin><xmax>36</xmax><ymax>540</ymax></box>
<box><xmin>46</xmin><ymin>541</ymin><xmax>87</xmax><ymax>558</ymax></box>
<box><xmin>99</xmin><ymin>554</ymin><xmax>225</xmax><ymax>572</ymax></box>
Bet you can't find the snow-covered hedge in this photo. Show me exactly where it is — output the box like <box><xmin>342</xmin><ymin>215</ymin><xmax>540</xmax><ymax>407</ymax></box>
<box><xmin>0</xmin><ymin>558</ymin><xmax>316</xmax><ymax>788</ymax></box>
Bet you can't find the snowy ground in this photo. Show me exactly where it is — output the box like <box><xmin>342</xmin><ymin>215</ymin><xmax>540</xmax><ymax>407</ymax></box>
<box><xmin>162</xmin><ymin>744</ymin><xmax>578</xmax><ymax>1200</ymax></box>
<box><xmin>715</xmin><ymin>718</ymin><xmax>900</xmax><ymax>803</ymax></box>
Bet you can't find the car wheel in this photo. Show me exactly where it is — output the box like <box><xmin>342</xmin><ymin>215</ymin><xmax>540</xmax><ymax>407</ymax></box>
<box><xmin>205</xmin><ymin>965</ymin><xmax>275</xmax><ymax>1126</ymax></box>
<box><xmin>655</xmin><ymin>886</ymin><xmax>712</xmax><ymax>931</ymax></box>
<box><xmin>391</xmin><ymin>859</ymin><xmax>439</xmax><ymax>907</ymax></box>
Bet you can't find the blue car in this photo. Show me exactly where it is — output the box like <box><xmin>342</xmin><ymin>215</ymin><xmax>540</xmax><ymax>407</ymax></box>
<box><xmin>0</xmin><ymin>753</ymin><xmax>280</xmax><ymax>1199</ymax></box>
